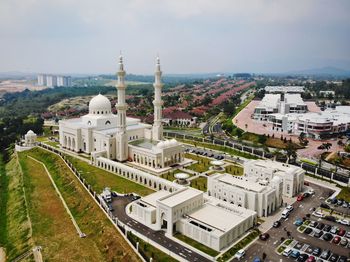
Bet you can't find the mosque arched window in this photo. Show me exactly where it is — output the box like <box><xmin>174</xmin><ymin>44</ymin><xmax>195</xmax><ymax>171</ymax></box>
<box><xmin>105</xmin><ymin>120</ymin><xmax>111</xmax><ymax>125</ymax></box>
<box><xmin>87</xmin><ymin>121</ymin><xmax>91</xmax><ymax>126</ymax></box>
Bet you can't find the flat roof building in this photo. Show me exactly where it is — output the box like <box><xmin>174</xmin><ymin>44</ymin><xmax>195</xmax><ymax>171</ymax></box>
<box><xmin>130</xmin><ymin>187</ymin><xmax>257</xmax><ymax>251</ymax></box>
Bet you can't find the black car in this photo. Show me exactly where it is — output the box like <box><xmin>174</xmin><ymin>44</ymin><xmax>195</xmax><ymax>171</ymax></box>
<box><xmin>329</xmin><ymin>254</ymin><xmax>339</xmax><ymax>262</ymax></box>
<box><xmin>323</xmin><ymin>224</ymin><xmax>332</xmax><ymax>232</ymax></box>
<box><xmin>320</xmin><ymin>203</ymin><xmax>330</xmax><ymax>209</ymax></box>
<box><xmin>304</xmin><ymin>227</ymin><xmax>313</xmax><ymax>234</ymax></box>
<box><xmin>338</xmin><ymin>256</ymin><xmax>348</xmax><ymax>262</ymax></box>
<box><xmin>312</xmin><ymin>247</ymin><xmax>322</xmax><ymax>256</ymax></box>
<box><xmin>273</xmin><ymin>220</ymin><xmax>281</xmax><ymax>228</ymax></box>
<box><xmin>322</xmin><ymin>233</ymin><xmax>333</xmax><ymax>241</ymax></box>
<box><xmin>316</xmin><ymin>223</ymin><xmax>325</xmax><ymax>230</ymax></box>
<box><xmin>297</xmin><ymin>254</ymin><xmax>309</xmax><ymax>262</ymax></box>
<box><xmin>324</xmin><ymin>215</ymin><xmax>337</xmax><ymax>222</ymax></box>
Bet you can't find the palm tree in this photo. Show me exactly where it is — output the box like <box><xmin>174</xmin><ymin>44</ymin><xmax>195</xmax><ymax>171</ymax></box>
<box><xmin>286</xmin><ymin>143</ymin><xmax>297</xmax><ymax>164</ymax></box>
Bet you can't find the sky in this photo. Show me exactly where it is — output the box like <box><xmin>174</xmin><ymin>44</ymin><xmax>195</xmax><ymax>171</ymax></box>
<box><xmin>0</xmin><ymin>0</ymin><xmax>350</xmax><ymax>75</ymax></box>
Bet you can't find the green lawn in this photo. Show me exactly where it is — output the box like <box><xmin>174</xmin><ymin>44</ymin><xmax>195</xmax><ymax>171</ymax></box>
<box><xmin>190</xmin><ymin>177</ymin><xmax>208</xmax><ymax>191</ymax></box>
<box><xmin>64</xmin><ymin>154</ymin><xmax>154</xmax><ymax>196</ymax></box>
<box><xmin>44</xmin><ymin>141</ymin><xmax>60</xmax><ymax>148</ymax></box>
<box><xmin>184</xmin><ymin>153</ymin><xmax>211</xmax><ymax>173</ymax></box>
<box><xmin>174</xmin><ymin>232</ymin><xmax>219</xmax><ymax>257</ymax></box>
<box><xmin>337</xmin><ymin>187</ymin><xmax>350</xmax><ymax>202</ymax></box>
<box><xmin>224</xmin><ymin>165</ymin><xmax>243</xmax><ymax>176</ymax></box>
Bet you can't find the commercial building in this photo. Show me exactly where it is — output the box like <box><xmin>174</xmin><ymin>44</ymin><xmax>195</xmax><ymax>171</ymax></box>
<box><xmin>265</xmin><ymin>86</ymin><xmax>305</xmax><ymax>93</ymax></box>
<box><xmin>253</xmin><ymin>93</ymin><xmax>307</xmax><ymax>121</ymax></box>
<box><xmin>269</xmin><ymin>106</ymin><xmax>350</xmax><ymax>139</ymax></box>
<box><xmin>207</xmin><ymin>173</ymin><xmax>283</xmax><ymax>217</ymax></box>
<box><xmin>130</xmin><ymin>187</ymin><xmax>257</xmax><ymax>251</ymax></box>
<box><xmin>244</xmin><ymin>160</ymin><xmax>305</xmax><ymax>198</ymax></box>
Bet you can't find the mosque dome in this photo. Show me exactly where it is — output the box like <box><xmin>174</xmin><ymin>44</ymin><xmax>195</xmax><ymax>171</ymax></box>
<box><xmin>89</xmin><ymin>94</ymin><xmax>112</xmax><ymax>115</ymax></box>
<box><xmin>27</xmin><ymin>130</ymin><xmax>35</xmax><ymax>135</ymax></box>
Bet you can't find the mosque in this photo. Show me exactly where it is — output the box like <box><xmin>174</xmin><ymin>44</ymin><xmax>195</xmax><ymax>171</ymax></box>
<box><xmin>59</xmin><ymin>56</ymin><xmax>184</xmax><ymax>172</ymax></box>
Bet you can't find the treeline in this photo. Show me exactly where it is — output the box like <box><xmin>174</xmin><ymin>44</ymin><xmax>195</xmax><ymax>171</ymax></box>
<box><xmin>306</xmin><ymin>79</ymin><xmax>350</xmax><ymax>99</ymax></box>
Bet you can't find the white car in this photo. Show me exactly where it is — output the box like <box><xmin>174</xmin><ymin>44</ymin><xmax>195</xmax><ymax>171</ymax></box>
<box><xmin>308</xmin><ymin>189</ymin><xmax>315</xmax><ymax>195</ymax></box>
<box><xmin>338</xmin><ymin>219</ymin><xmax>350</xmax><ymax>226</ymax></box>
<box><xmin>312</xmin><ymin>211</ymin><xmax>325</xmax><ymax>218</ymax></box>
<box><xmin>286</xmin><ymin>205</ymin><xmax>294</xmax><ymax>212</ymax></box>
<box><xmin>283</xmin><ymin>247</ymin><xmax>292</xmax><ymax>257</ymax></box>
<box><xmin>234</xmin><ymin>249</ymin><xmax>245</xmax><ymax>260</ymax></box>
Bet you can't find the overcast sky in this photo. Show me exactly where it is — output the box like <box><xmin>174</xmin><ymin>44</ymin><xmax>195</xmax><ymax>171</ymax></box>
<box><xmin>1</xmin><ymin>0</ymin><xmax>350</xmax><ymax>74</ymax></box>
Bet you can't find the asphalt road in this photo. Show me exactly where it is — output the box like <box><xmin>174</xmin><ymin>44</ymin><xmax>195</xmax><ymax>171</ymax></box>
<box><xmin>110</xmin><ymin>196</ymin><xmax>212</xmax><ymax>262</ymax></box>
<box><xmin>242</xmin><ymin>182</ymin><xmax>350</xmax><ymax>262</ymax></box>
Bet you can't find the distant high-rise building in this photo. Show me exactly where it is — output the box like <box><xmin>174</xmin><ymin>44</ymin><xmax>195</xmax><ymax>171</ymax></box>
<box><xmin>37</xmin><ymin>74</ymin><xmax>72</xmax><ymax>87</ymax></box>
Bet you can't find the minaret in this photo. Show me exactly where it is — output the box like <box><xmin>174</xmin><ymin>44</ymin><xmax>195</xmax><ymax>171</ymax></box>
<box><xmin>115</xmin><ymin>55</ymin><xmax>128</xmax><ymax>161</ymax></box>
<box><xmin>152</xmin><ymin>56</ymin><xmax>164</xmax><ymax>141</ymax></box>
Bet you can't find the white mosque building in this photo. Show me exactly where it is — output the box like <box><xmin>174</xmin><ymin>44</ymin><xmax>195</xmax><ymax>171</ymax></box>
<box><xmin>59</xmin><ymin>56</ymin><xmax>184</xmax><ymax>172</ymax></box>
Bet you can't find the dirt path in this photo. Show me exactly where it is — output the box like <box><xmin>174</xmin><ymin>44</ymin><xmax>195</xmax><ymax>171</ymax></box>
<box><xmin>0</xmin><ymin>248</ymin><xmax>5</xmax><ymax>262</ymax></box>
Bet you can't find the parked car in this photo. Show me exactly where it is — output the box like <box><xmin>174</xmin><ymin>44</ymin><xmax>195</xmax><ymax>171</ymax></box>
<box><xmin>333</xmin><ymin>236</ymin><xmax>341</xmax><ymax>244</ymax></box>
<box><xmin>338</xmin><ymin>256</ymin><xmax>348</xmax><ymax>262</ymax></box>
<box><xmin>336</xmin><ymin>199</ymin><xmax>343</xmax><ymax>206</ymax></box>
<box><xmin>297</xmin><ymin>254</ymin><xmax>309</xmax><ymax>262</ymax></box>
<box><xmin>252</xmin><ymin>257</ymin><xmax>261</xmax><ymax>262</ymax></box>
<box><xmin>323</xmin><ymin>224</ymin><xmax>331</xmax><ymax>232</ymax></box>
<box><xmin>320</xmin><ymin>250</ymin><xmax>331</xmax><ymax>260</ymax></box>
<box><xmin>273</xmin><ymin>220</ymin><xmax>281</xmax><ymax>228</ymax></box>
<box><xmin>320</xmin><ymin>203</ymin><xmax>330</xmax><ymax>209</ymax></box>
<box><xmin>306</xmin><ymin>246</ymin><xmax>314</xmax><ymax>254</ymax></box>
<box><xmin>312</xmin><ymin>211</ymin><xmax>325</xmax><ymax>218</ymax></box>
<box><xmin>310</xmin><ymin>221</ymin><xmax>318</xmax><ymax>228</ymax></box>
<box><xmin>304</xmin><ymin>227</ymin><xmax>313</xmax><ymax>235</ymax></box>
<box><xmin>306</xmin><ymin>256</ymin><xmax>316</xmax><ymax>262</ymax></box>
<box><xmin>286</xmin><ymin>205</ymin><xmax>294</xmax><ymax>211</ymax></box>
<box><xmin>330</xmin><ymin>226</ymin><xmax>339</xmax><ymax>234</ymax></box>
<box><xmin>340</xmin><ymin>237</ymin><xmax>348</xmax><ymax>246</ymax></box>
<box><xmin>329</xmin><ymin>198</ymin><xmax>337</xmax><ymax>205</ymax></box>
<box><xmin>338</xmin><ymin>228</ymin><xmax>346</xmax><ymax>236</ymax></box>
<box><xmin>329</xmin><ymin>254</ymin><xmax>339</xmax><ymax>262</ymax></box>
<box><xmin>324</xmin><ymin>215</ymin><xmax>337</xmax><ymax>222</ymax></box>
<box><xmin>294</xmin><ymin>242</ymin><xmax>303</xmax><ymax>250</ymax></box>
<box><xmin>345</xmin><ymin>231</ymin><xmax>350</xmax><ymax>238</ymax></box>
<box><xmin>314</xmin><ymin>230</ymin><xmax>324</xmax><ymax>238</ymax></box>
<box><xmin>322</xmin><ymin>233</ymin><xmax>333</xmax><ymax>241</ymax></box>
<box><xmin>291</xmin><ymin>250</ymin><xmax>301</xmax><ymax>259</ymax></box>
<box><xmin>338</xmin><ymin>219</ymin><xmax>350</xmax><ymax>226</ymax></box>
<box><xmin>294</xmin><ymin>218</ymin><xmax>303</xmax><ymax>226</ymax></box>
<box><xmin>342</xmin><ymin>202</ymin><xmax>348</xmax><ymax>208</ymax></box>
<box><xmin>316</xmin><ymin>223</ymin><xmax>325</xmax><ymax>230</ymax></box>
<box><xmin>297</xmin><ymin>194</ymin><xmax>304</xmax><ymax>201</ymax></box>
<box><xmin>283</xmin><ymin>248</ymin><xmax>292</xmax><ymax>257</ymax></box>
<box><xmin>308</xmin><ymin>188</ymin><xmax>315</xmax><ymax>195</ymax></box>
<box><xmin>234</xmin><ymin>249</ymin><xmax>245</xmax><ymax>260</ymax></box>
<box><xmin>312</xmin><ymin>247</ymin><xmax>322</xmax><ymax>256</ymax></box>
<box><xmin>259</xmin><ymin>233</ymin><xmax>269</xmax><ymax>241</ymax></box>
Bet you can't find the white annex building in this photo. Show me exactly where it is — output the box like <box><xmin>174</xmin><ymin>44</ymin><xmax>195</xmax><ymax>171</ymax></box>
<box><xmin>59</xmin><ymin>57</ymin><xmax>184</xmax><ymax>171</ymax></box>
<box><xmin>129</xmin><ymin>187</ymin><xmax>257</xmax><ymax>251</ymax></box>
<box><xmin>244</xmin><ymin>160</ymin><xmax>305</xmax><ymax>198</ymax></box>
<box><xmin>207</xmin><ymin>173</ymin><xmax>283</xmax><ymax>217</ymax></box>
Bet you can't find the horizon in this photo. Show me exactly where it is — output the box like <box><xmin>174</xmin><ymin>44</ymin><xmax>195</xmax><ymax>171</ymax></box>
<box><xmin>1</xmin><ymin>0</ymin><xmax>350</xmax><ymax>74</ymax></box>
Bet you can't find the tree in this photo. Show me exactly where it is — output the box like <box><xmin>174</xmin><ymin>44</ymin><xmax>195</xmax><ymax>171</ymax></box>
<box><xmin>286</xmin><ymin>143</ymin><xmax>297</xmax><ymax>163</ymax></box>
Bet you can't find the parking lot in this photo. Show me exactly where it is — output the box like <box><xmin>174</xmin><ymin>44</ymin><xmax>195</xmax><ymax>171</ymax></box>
<box><xmin>243</xmin><ymin>182</ymin><xmax>350</xmax><ymax>261</ymax></box>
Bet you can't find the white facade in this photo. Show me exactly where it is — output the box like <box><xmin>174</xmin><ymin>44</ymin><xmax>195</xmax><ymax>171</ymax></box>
<box><xmin>37</xmin><ymin>74</ymin><xmax>72</xmax><ymax>87</ymax></box>
<box><xmin>130</xmin><ymin>188</ymin><xmax>257</xmax><ymax>251</ymax></box>
<box><xmin>208</xmin><ymin>173</ymin><xmax>283</xmax><ymax>217</ymax></box>
<box><xmin>59</xmin><ymin>57</ymin><xmax>184</xmax><ymax>171</ymax></box>
<box><xmin>24</xmin><ymin>130</ymin><xmax>37</xmax><ymax>147</ymax></box>
<box><xmin>244</xmin><ymin>160</ymin><xmax>305</xmax><ymax>198</ymax></box>
<box><xmin>265</xmin><ymin>86</ymin><xmax>304</xmax><ymax>93</ymax></box>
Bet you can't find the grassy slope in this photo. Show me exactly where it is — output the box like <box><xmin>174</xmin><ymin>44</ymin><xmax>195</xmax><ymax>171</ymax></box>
<box><xmin>20</xmin><ymin>148</ymin><xmax>140</xmax><ymax>262</ymax></box>
<box><xmin>0</xmin><ymin>153</ymin><xmax>33</xmax><ymax>261</ymax></box>
<box><xmin>65</xmin><ymin>155</ymin><xmax>154</xmax><ymax>196</ymax></box>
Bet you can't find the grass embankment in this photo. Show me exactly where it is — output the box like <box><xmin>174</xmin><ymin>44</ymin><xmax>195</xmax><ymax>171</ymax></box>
<box><xmin>174</xmin><ymin>232</ymin><xmax>219</xmax><ymax>257</ymax></box>
<box><xmin>19</xmin><ymin>148</ymin><xmax>140</xmax><ymax>262</ymax></box>
<box><xmin>65</xmin><ymin>155</ymin><xmax>154</xmax><ymax>196</ymax></box>
<box><xmin>179</xmin><ymin>138</ymin><xmax>258</xmax><ymax>159</ymax></box>
<box><xmin>190</xmin><ymin>177</ymin><xmax>208</xmax><ymax>191</ymax></box>
<box><xmin>0</xmin><ymin>153</ymin><xmax>33</xmax><ymax>261</ymax></box>
<box><xmin>217</xmin><ymin>229</ymin><xmax>260</xmax><ymax>262</ymax></box>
